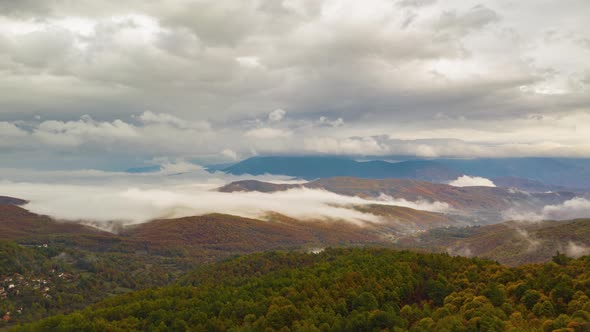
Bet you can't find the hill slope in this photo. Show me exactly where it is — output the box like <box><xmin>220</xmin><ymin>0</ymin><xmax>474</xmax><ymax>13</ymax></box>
<box><xmin>397</xmin><ymin>219</ymin><xmax>590</xmax><ymax>266</ymax></box>
<box><xmin>0</xmin><ymin>201</ymin><xmax>396</xmax><ymax>258</ymax></box>
<box><xmin>121</xmin><ymin>213</ymin><xmax>384</xmax><ymax>260</ymax></box>
<box><xmin>0</xmin><ymin>204</ymin><xmax>118</xmax><ymax>250</ymax></box>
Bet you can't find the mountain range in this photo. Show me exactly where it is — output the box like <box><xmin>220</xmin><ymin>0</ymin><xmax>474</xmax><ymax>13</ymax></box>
<box><xmin>221</xmin><ymin>156</ymin><xmax>590</xmax><ymax>190</ymax></box>
<box><xmin>222</xmin><ymin>156</ymin><xmax>461</xmax><ymax>182</ymax></box>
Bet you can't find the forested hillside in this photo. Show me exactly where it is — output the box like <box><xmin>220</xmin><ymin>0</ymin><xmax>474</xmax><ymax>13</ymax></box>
<box><xmin>15</xmin><ymin>248</ymin><xmax>590</xmax><ymax>331</ymax></box>
<box><xmin>397</xmin><ymin>219</ymin><xmax>590</xmax><ymax>266</ymax></box>
<box><xmin>0</xmin><ymin>241</ymin><xmax>174</xmax><ymax>326</ymax></box>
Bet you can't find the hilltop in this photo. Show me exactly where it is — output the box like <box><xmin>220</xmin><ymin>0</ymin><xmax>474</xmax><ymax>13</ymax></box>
<box><xmin>0</xmin><ymin>204</ymin><xmax>118</xmax><ymax>250</ymax></box>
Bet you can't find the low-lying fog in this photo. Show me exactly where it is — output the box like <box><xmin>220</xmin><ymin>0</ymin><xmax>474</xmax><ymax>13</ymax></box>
<box><xmin>503</xmin><ymin>197</ymin><xmax>590</xmax><ymax>222</ymax></box>
<box><xmin>2</xmin><ymin>162</ymin><xmax>589</xmax><ymax>229</ymax></box>
<box><xmin>0</xmin><ymin>162</ymin><xmax>452</xmax><ymax>227</ymax></box>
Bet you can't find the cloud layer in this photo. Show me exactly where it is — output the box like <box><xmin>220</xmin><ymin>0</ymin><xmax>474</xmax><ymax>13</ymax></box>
<box><xmin>0</xmin><ymin>166</ymin><xmax>451</xmax><ymax>226</ymax></box>
<box><xmin>0</xmin><ymin>0</ymin><xmax>588</xmax><ymax>168</ymax></box>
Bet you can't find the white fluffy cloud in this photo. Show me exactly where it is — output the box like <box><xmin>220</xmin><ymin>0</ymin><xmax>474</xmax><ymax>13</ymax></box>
<box><xmin>542</xmin><ymin>197</ymin><xmax>590</xmax><ymax>221</ymax></box>
<box><xmin>137</xmin><ymin>111</ymin><xmax>210</xmax><ymax>130</ymax></box>
<box><xmin>504</xmin><ymin>197</ymin><xmax>590</xmax><ymax>222</ymax></box>
<box><xmin>245</xmin><ymin>127</ymin><xmax>292</xmax><ymax>139</ymax></box>
<box><xmin>268</xmin><ymin>109</ymin><xmax>286</xmax><ymax>123</ymax></box>
<box><xmin>318</xmin><ymin>116</ymin><xmax>344</xmax><ymax>127</ymax></box>
<box><xmin>303</xmin><ymin>136</ymin><xmax>388</xmax><ymax>155</ymax></box>
<box><xmin>221</xmin><ymin>149</ymin><xmax>239</xmax><ymax>161</ymax></box>
<box><xmin>0</xmin><ymin>122</ymin><xmax>27</xmax><ymax>140</ymax></box>
<box><xmin>449</xmin><ymin>175</ymin><xmax>496</xmax><ymax>187</ymax></box>
<box><xmin>32</xmin><ymin>115</ymin><xmax>138</xmax><ymax>147</ymax></box>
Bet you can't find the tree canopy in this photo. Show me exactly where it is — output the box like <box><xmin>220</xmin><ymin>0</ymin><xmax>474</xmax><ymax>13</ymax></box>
<box><xmin>14</xmin><ymin>248</ymin><xmax>590</xmax><ymax>331</ymax></box>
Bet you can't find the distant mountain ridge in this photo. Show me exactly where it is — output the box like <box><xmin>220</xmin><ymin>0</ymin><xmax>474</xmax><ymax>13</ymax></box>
<box><xmin>223</xmin><ymin>156</ymin><xmax>461</xmax><ymax>182</ymax></box>
<box><xmin>222</xmin><ymin>156</ymin><xmax>590</xmax><ymax>190</ymax></box>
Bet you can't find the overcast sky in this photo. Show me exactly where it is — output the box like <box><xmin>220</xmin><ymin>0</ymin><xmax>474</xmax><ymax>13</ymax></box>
<box><xmin>0</xmin><ymin>0</ymin><xmax>589</xmax><ymax>170</ymax></box>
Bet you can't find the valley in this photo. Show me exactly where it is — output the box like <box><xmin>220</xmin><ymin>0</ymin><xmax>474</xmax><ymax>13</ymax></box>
<box><xmin>2</xmin><ymin>169</ymin><xmax>590</xmax><ymax>329</ymax></box>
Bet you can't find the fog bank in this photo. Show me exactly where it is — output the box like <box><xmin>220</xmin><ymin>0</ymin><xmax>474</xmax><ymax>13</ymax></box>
<box><xmin>0</xmin><ymin>166</ymin><xmax>452</xmax><ymax>226</ymax></box>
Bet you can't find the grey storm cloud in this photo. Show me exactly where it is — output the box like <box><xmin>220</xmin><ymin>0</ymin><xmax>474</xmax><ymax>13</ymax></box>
<box><xmin>0</xmin><ymin>0</ymin><xmax>589</xmax><ymax>168</ymax></box>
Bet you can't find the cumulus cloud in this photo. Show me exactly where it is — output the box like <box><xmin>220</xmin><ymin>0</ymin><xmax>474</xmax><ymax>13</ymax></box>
<box><xmin>32</xmin><ymin>115</ymin><xmax>138</xmax><ymax>147</ymax></box>
<box><xmin>245</xmin><ymin>127</ymin><xmax>292</xmax><ymax>139</ymax></box>
<box><xmin>137</xmin><ymin>111</ymin><xmax>210</xmax><ymax>130</ymax></box>
<box><xmin>0</xmin><ymin>122</ymin><xmax>28</xmax><ymax>146</ymax></box>
<box><xmin>221</xmin><ymin>148</ymin><xmax>239</xmax><ymax>161</ymax></box>
<box><xmin>0</xmin><ymin>113</ymin><xmax>219</xmax><ymax>165</ymax></box>
<box><xmin>303</xmin><ymin>136</ymin><xmax>388</xmax><ymax>155</ymax></box>
<box><xmin>449</xmin><ymin>175</ymin><xmax>496</xmax><ymax>187</ymax></box>
<box><xmin>318</xmin><ymin>116</ymin><xmax>344</xmax><ymax>127</ymax></box>
<box><xmin>268</xmin><ymin>109</ymin><xmax>286</xmax><ymax>123</ymax></box>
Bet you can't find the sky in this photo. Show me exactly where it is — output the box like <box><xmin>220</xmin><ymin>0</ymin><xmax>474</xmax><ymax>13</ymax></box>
<box><xmin>0</xmin><ymin>0</ymin><xmax>589</xmax><ymax>171</ymax></box>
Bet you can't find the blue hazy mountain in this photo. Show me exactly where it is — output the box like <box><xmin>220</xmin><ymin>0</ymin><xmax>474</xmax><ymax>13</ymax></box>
<box><xmin>223</xmin><ymin>156</ymin><xmax>461</xmax><ymax>182</ymax></box>
<box><xmin>223</xmin><ymin>156</ymin><xmax>590</xmax><ymax>189</ymax></box>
